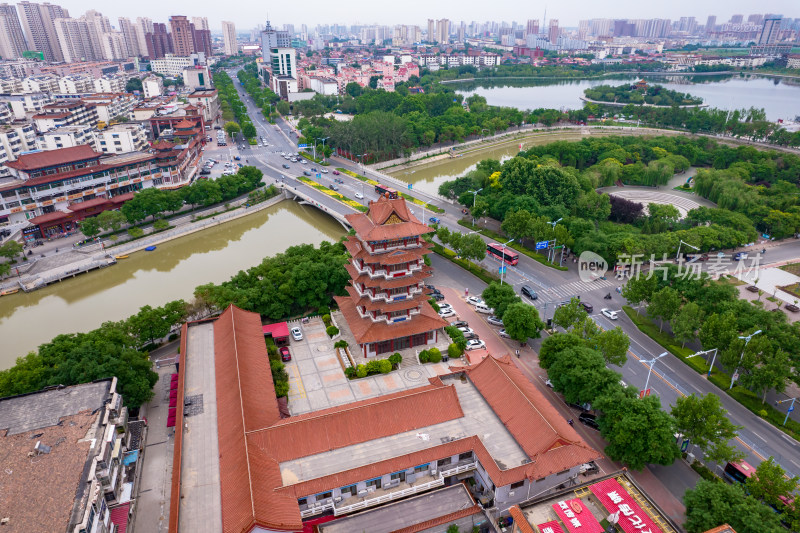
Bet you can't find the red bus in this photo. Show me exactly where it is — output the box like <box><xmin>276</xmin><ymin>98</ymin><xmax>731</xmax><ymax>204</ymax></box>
<box><xmin>374</xmin><ymin>184</ymin><xmax>399</xmax><ymax>199</ymax></box>
<box><xmin>487</xmin><ymin>243</ymin><xmax>519</xmax><ymax>266</ymax></box>
<box><xmin>723</xmin><ymin>461</ymin><xmax>756</xmax><ymax>485</ymax></box>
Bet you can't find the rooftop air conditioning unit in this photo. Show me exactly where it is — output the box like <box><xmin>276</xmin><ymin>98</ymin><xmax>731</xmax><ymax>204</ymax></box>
<box><xmin>367</xmin><ymin>487</ymin><xmax>376</xmax><ymax>493</ymax></box>
<box><xmin>358</xmin><ymin>490</ymin><xmax>368</xmax><ymax>497</ymax></box>
<box><xmin>508</xmin><ymin>491</ymin><xmax>515</xmax><ymax>497</ymax></box>
<box><xmin>334</xmin><ymin>497</ymin><xmax>342</xmax><ymax>503</ymax></box>
<box><xmin>430</xmin><ymin>469</ymin><xmax>437</xmax><ymax>476</ymax></box>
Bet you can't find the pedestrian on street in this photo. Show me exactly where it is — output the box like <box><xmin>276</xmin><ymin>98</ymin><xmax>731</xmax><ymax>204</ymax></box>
<box><xmin>515</xmin><ymin>349</ymin><xmax>520</xmax><ymax>358</ymax></box>
<box><xmin>568</xmin><ymin>419</ymin><xmax>574</xmax><ymax>426</ymax></box>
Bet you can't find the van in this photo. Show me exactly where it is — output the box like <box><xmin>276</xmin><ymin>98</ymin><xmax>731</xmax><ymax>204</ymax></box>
<box><xmin>474</xmin><ymin>303</ymin><xmax>492</xmax><ymax>314</ymax></box>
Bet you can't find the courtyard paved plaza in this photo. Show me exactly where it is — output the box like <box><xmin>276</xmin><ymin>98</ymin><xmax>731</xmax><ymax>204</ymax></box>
<box><xmin>285</xmin><ymin>315</ymin><xmax>453</xmax><ymax>415</ymax></box>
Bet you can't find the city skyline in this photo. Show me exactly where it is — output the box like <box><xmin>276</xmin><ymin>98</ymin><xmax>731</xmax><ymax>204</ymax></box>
<box><xmin>29</xmin><ymin>0</ymin><xmax>799</xmax><ymax>30</ymax></box>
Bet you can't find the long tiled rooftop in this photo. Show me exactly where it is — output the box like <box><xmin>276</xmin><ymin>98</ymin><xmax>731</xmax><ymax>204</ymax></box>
<box><xmin>279</xmin><ymin>374</ymin><xmax>528</xmax><ymax>485</ymax></box>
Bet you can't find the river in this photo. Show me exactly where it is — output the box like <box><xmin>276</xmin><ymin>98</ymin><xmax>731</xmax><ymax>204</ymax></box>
<box><xmin>0</xmin><ymin>200</ymin><xmax>345</xmax><ymax>368</ymax></box>
<box><xmin>454</xmin><ymin>74</ymin><xmax>800</xmax><ymax>122</ymax></box>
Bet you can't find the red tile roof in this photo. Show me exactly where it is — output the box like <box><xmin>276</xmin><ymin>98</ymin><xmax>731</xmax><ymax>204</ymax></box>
<box><xmin>389</xmin><ymin>504</ymin><xmax>483</xmax><ymax>533</ymax></box>
<box><xmin>67</xmin><ymin>196</ymin><xmax>113</xmax><ymax>211</ymax></box>
<box><xmin>4</xmin><ymin>145</ymin><xmax>102</xmax><ymax>171</ymax></box>
<box><xmin>463</xmin><ymin>356</ymin><xmax>599</xmax><ymax>475</ymax></box>
<box><xmin>345</xmin><ymin>196</ymin><xmax>433</xmax><ymax>242</ymax></box>
<box><xmin>28</xmin><ymin>210</ymin><xmax>77</xmax><ymax>225</ymax></box>
<box><xmin>508</xmin><ymin>506</ymin><xmax>538</xmax><ymax>533</ymax></box>
<box><xmin>344</xmin><ymin>265</ymin><xmax>431</xmax><ymax>290</ymax></box>
<box><xmin>248</xmin><ymin>383</ymin><xmax>462</xmax><ymax>463</ymax></box>
<box><xmin>343</xmin><ymin>236</ymin><xmax>433</xmax><ymax>265</ymax></box>
<box><xmin>213</xmin><ymin>305</ymin><xmax>298</xmax><ymax>532</ymax></box>
<box><xmin>334</xmin><ymin>294</ymin><xmax>449</xmax><ymax>344</ymax></box>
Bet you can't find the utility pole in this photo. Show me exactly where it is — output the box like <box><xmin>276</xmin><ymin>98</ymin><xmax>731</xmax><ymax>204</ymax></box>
<box><xmin>641</xmin><ymin>352</ymin><xmax>667</xmax><ymax>397</ymax></box>
<box><xmin>730</xmin><ymin>330</ymin><xmax>761</xmax><ymax>390</ymax></box>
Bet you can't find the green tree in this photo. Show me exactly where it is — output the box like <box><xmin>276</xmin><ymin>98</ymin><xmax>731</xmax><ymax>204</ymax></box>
<box><xmin>684</xmin><ymin>480</ymin><xmax>784</xmax><ymax>533</ymax></box>
<box><xmin>96</xmin><ymin>209</ymin><xmax>126</xmax><ymax>232</ymax></box>
<box><xmin>453</xmin><ymin>233</ymin><xmax>486</xmax><ymax>263</ymax></box>
<box><xmin>502</xmin><ymin>302</ymin><xmax>544</xmax><ymax>342</ymax></box>
<box><xmin>224</xmin><ymin>121</ymin><xmax>241</xmax><ymax>138</ymax></box>
<box><xmin>593</xmin><ymin>327</ymin><xmax>630</xmax><ymax>367</ymax></box>
<box><xmin>746</xmin><ymin>457</ymin><xmax>799</xmax><ymax>509</ymax></box>
<box><xmin>242</xmin><ymin>122</ymin><xmax>257</xmax><ymax>139</ymax></box>
<box><xmin>548</xmin><ymin>346</ymin><xmax>621</xmax><ymax>406</ymax></box>
<box><xmin>672</xmin><ymin>302</ymin><xmax>703</xmax><ymax>347</ymax></box>
<box><xmin>698</xmin><ymin>312</ymin><xmax>738</xmax><ymax>354</ymax></box>
<box><xmin>621</xmin><ymin>275</ymin><xmax>657</xmax><ymax>312</ymax></box>
<box><xmin>539</xmin><ymin>333</ymin><xmax>583</xmax><ymax>370</ymax></box>
<box><xmin>126</xmin><ymin>300</ymin><xmax>187</xmax><ymax>346</ymax></box>
<box><xmin>277</xmin><ymin>100</ymin><xmax>290</xmax><ymax>115</ymax></box>
<box><xmin>552</xmin><ymin>297</ymin><xmax>587</xmax><ymax>331</ymax></box>
<box><xmin>647</xmin><ymin>286</ymin><xmax>681</xmax><ymax>332</ymax></box>
<box><xmin>78</xmin><ymin>217</ymin><xmax>101</xmax><ymax>238</ymax></box>
<box><xmin>594</xmin><ymin>391</ymin><xmax>681</xmax><ymax>470</ymax></box>
<box><xmin>671</xmin><ymin>393</ymin><xmax>744</xmax><ymax>465</ymax></box>
<box><xmin>481</xmin><ymin>282</ymin><xmax>521</xmax><ymax>320</ymax></box>
<box><xmin>0</xmin><ymin>240</ymin><xmax>23</xmax><ymax>262</ymax></box>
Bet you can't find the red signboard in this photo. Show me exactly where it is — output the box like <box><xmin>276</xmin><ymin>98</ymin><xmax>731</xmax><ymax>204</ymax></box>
<box><xmin>537</xmin><ymin>520</ymin><xmax>565</xmax><ymax>533</ymax></box>
<box><xmin>589</xmin><ymin>478</ymin><xmax>663</xmax><ymax>533</ymax></box>
<box><xmin>551</xmin><ymin>498</ymin><xmax>604</xmax><ymax>533</ymax></box>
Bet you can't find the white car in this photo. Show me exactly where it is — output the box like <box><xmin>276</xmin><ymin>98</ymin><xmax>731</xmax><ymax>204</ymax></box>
<box><xmin>439</xmin><ymin>308</ymin><xmax>455</xmax><ymax>318</ymax></box>
<box><xmin>320</xmin><ymin>169</ymin><xmax>329</xmax><ymax>174</ymax></box>
<box><xmin>438</xmin><ymin>303</ymin><xmax>452</xmax><ymax>311</ymax></box>
<box><xmin>498</xmin><ymin>329</ymin><xmax>510</xmax><ymax>338</ymax></box>
<box><xmin>354</xmin><ymin>192</ymin><xmax>364</xmax><ymax>199</ymax></box>
<box><xmin>465</xmin><ymin>339</ymin><xmax>486</xmax><ymax>351</ymax></box>
<box><xmin>457</xmin><ymin>326</ymin><xmax>474</xmax><ymax>335</ymax></box>
<box><xmin>291</xmin><ymin>327</ymin><xmax>303</xmax><ymax>341</ymax></box>
<box><xmin>299</xmin><ymin>159</ymin><xmax>306</xmax><ymax>164</ymax></box>
<box><xmin>466</xmin><ymin>296</ymin><xmax>485</xmax><ymax>306</ymax></box>
<box><xmin>601</xmin><ymin>308</ymin><xmax>619</xmax><ymax>320</ymax></box>
<box><xmin>487</xmin><ymin>316</ymin><xmax>503</xmax><ymax>326</ymax></box>
<box><xmin>545</xmin><ymin>379</ymin><xmax>553</xmax><ymax>388</ymax></box>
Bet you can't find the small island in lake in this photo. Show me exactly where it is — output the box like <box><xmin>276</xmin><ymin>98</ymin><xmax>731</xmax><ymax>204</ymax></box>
<box><xmin>582</xmin><ymin>80</ymin><xmax>705</xmax><ymax>107</ymax></box>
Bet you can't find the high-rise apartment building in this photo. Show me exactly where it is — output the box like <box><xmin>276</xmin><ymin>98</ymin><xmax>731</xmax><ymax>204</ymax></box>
<box><xmin>135</xmin><ymin>17</ymin><xmax>152</xmax><ymax>56</ymax></box>
<box><xmin>118</xmin><ymin>17</ymin><xmax>143</xmax><ymax>58</ymax></box>
<box><xmin>54</xmin><ymin>16</ymin><xmax>99</xmax><ymax>62</ymax></box>
<box><xmin>730</xmin><ymin>14</ymin><xmax>744</xmax><ymax>24</ymax></box>
<box><xmin>705</xmin><ymin>15</ymin><xmax>716</xmax><ymax>34</ymax></box>
<box><xmin>758</xmin><ymin>15</ymin><xmax>782</xmax><ymax>44</ymax></box>
<box><xmin>17</xmin><ymin>1</ymin><xmax>68</xmax><ymax>62</ymax></box>
<box><xmin>458</xmin><ymin>21</ymin><xmax>465</xmax><ymax>43</ymax></box>
<box><xmin>548</xmin><ymin>19</ymin><xmax>559</xmax><ymax>44</ymax></box>
<box><xmin>192</xmin><ymin>26</ymin><xmax>212</xmax><ymax>56</ymax></box>
<box><xmin>260</xmin><ymin>20</ymin><xmax>290</xmax><ymax>62</ymax></box>
<box><xmin>436</xmin><ymin>18</ymin><xmax>450</xmax><ymax>44</ymax></box>
<box><xmin>191</xmin><ymin>16</ymin><xmax>209</xmax><ymax>31</ymax></box>
<box><xmin>526</xmin><ymin>19</ymin><xmax>539</xmax><ymax>36</ymax></box>
<box><xmin>427</xmin><ymin>19</ymin><xmax>435</xmax><ymax>43</ymax></box>
<box><xmin>222</xmin><ymin>21</ymin><xmax>237</xmax><ymax>56</ymax></box>
<box><xmin>0</xmin><ymin>4</ymin><xmax>28</xmax><ymax>59</ymax></box>
<box><xmin>145</xmin><ymin>22</ymin><xmax>172</xmax><ymax>59</ymax></box>
<box><xmin>169</xmin><ymin>15</ymin><xmax>193</xmax><ymax>56</ymax></box>
<box><xmin>748</xmin><ymin>14</ymin><xmax>764</xmax><ymax>25</ymax></box>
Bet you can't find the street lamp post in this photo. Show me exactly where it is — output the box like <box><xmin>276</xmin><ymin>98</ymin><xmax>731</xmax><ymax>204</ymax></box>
<box><xmin>730</xmin><ymin>330</ymin><xmax>762</xmax><ymax>390</ymax></box>
<box><xmin>688</xmin><ymin>348</ymin><xmax>719</xmax><ymax>377</ymax></box>
<box><xmin>320</xmin><ymin>137</ymin><xmax>329</xmax><ymax>160</ymax></box>
<box><xmin>547</xmin><ymin>218</ymin><xmax>562</xmax><ymax>263</ymax></box>
<box><xmin>676</xmin><ymin>239</ymin><xmax>700</xmax><ymax>262</ymax></box>
<box><xmin>499</xmin><ymin>238</ymin><xmax>514</xmax><ymax>285</ymax></box>
<box><xmin>467</xmin><ymin>188</ymin><xmax>483</xmax><ymax>227</ymax></box>
<box><xmin>642</xmin><ymin>352</ymin><xmax>668</xmax><ymax>397</ymax></box>
<box><xmin>776</xmin><ymin>397</ymin><xmax>800</xmax><ymax>426</ymax></box>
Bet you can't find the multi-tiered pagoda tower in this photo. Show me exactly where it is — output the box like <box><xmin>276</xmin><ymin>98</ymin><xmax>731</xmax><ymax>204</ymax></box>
<box><xmin>335</xmin><ymin>195</ymin><xmax>449</xmax><ymax>357</ymax></box>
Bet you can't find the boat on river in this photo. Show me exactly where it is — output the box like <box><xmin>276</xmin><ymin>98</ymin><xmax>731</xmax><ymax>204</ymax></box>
<box><xmin>144</xmin><ymin>246</ymin><xmax>157</xmax><ymax>251</ymax></box>
<box><xmin>0</xmin><ymin>288</ymin><xmax>19</xmax><ymax>296</ymax></box>
<box><xmin>114</xmin><ymin>254</ymin><xmax>129</xmax><ymax>259</ymax></box>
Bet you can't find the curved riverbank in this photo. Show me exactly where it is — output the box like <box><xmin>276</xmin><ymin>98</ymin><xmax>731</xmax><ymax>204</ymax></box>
<box><xmin>579</xmin><ymin>96</ymin><xmax>708</xmax><ymax>108</ymax></box>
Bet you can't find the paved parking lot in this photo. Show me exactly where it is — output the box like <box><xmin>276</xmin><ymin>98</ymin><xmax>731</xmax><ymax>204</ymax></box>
<box><xmin>285</xmin><ymin>316</ymin><xmax>452</xmax><ymax>416</ymax></box>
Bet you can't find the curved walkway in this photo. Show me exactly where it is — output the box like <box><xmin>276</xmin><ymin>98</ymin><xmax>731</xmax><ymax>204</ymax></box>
<box><xmin>597</xmin><ymin>186</ymin><xmax>713</xmax><ymax>217</ymax></box>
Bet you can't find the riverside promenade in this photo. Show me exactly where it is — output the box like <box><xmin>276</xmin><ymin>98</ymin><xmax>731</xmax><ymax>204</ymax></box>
<box><xmin>0</xmin><ymin>189</ymin><xmax>287</xmax><ymax>294</ymax></box>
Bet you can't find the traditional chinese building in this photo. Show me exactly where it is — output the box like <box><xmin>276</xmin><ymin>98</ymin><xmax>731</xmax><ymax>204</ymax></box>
<box><xmin>335</xmin><ymin>195</ymin><xmax>449</xmax><ymax>357</ymax></box>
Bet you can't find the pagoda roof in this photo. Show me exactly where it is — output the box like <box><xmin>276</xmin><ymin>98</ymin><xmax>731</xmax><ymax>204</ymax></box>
<box><xmin>151</xmin><ymin>140</ymin><xmax>176</xmax><ymax>150</ymax></box>
<box><xmin>345</xmin><ymin>196</ymin><xmax>433</xmax><ymax>242</ymax></box>
<box><xmin>174</xmin><ymin>118</ymin><xmax>196</xmax><ymax>129</ymax></box>
<box><xmin>344</xmin><ymin>286</ymin><xmax>427</xmax><ymax>313</ymax></box>
<box><xmin>334</xmin><ymin>295</ymin><xmax>449</xmax><ymax>345</ymax></box>
<box><xmin>344</xmin><ymin>265</ymin><xmax>431</xmax><ymax>289</ymax></box>
<box><xmin>343</xmin><ymin>236</ymin><xmax>432</xmax><ymax>265</ymax></box>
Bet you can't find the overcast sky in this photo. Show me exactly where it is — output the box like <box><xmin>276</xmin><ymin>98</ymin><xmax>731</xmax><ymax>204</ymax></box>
<box><xmin>53</xmin><ymin>0</ymin><xmax>798</xmax><ymax>30</ymax></box>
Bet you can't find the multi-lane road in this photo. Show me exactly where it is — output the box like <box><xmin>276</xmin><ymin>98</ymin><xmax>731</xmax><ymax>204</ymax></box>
<box><xmin>221</xmin><ymin>71</ymin><xmax>800</xmax><ymax>482</ymax></box>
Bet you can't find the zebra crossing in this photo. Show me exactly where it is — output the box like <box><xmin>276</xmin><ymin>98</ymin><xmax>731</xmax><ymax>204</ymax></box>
<box><xmin>537</xmin><ymin>277</ymin><xmax>616</xmax><ymax>302</ymax></box>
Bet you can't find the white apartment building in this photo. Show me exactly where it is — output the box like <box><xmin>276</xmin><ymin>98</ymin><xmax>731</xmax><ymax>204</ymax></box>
<box><xmin>36</xmin><ymin>124</ymin><xmax>96</xmax><ymax>151</ymax></box>
<box><xmin>0</xmin><ymin>123</ymin><xmax>37</xmax><ymax>176</ymax></box>
<box><xmin>222</xmin><ymin>21</ymin><xmax>238</xmax><ymax>56</ymax></box>
<box><xmin>186</xmin><ymin>88</ymin><xmax>220</xmax><ymax>123</ymax></box>
<box><xmin>0</xmin><ymin>78</ymin><xmax>23</xmax><ymax>93</ymax></box>
<box><xmin>82</xmin><ymin>93</ymin><xmax>136</xmax><ymax>123</ymax></box>
<box><xmin>58</xmin><ymin>75</ymin><xmax>95</xmax><ymax>94</ymax></box>
<box><xmin>94</xmin><ymin>123</ymin><xmax>148</xmax><ymax>154</ymax></box>
<box><xmin>0</xmin><ymin>92</ymin><xmax>54</xmax><ymax>120</ymax></box>
<box><xmin>22</xmin><ymin>75</ymin><xmax>59</xmax><ymax>93</ymax></box>
<box><xmin>142</xmin><ymin>75</ymin><xmax>163</xmax><ymax>99</ymax></box>
<box><xmin>182</xmin><ymin>65</ymin><xmax>212</xmax><ymax>89</ymax></box>
<box><xmin>151</xmin><ymin>54</ymin><xmax>198</xmax><ymax>78</ymax></box>
<box><xmin>307</xmin><ymin>76</ymin><xmax>339</xmax><ymax>95</ymax></box>
<box><xmin>94</xmin><ymin>76</ymin><xmax>126</xmax><ymax>93</ymax></box>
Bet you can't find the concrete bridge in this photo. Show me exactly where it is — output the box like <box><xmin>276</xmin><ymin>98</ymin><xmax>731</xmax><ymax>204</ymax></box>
<box><xmin>284</xmin><ymin>185</ymin><xmax>354</xmax><ymax>230</ymax></box>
